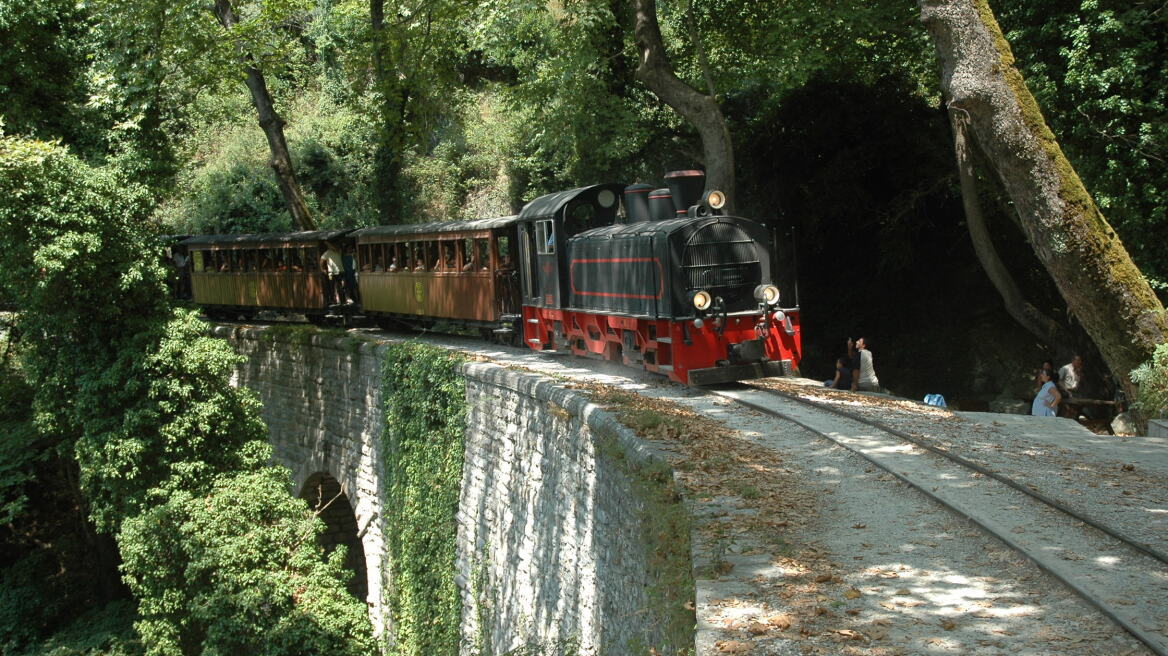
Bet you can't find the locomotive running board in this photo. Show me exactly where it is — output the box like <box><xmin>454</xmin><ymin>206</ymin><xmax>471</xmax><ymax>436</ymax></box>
<box><xmin>688</xmin><ymin>360</ymin><xmax>789</xmax><ymax>386</ymax></box>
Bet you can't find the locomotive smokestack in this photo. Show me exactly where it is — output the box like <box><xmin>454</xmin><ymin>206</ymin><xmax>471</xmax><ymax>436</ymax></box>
<box><xmin>648</xmin><ymin>188</ymin><xmax>675</xmax><ymax>221</ymax></box>
<box><xmin>623</xmin><ymin>184</ymin><xmax>653</xmax><ymax>223</ymax></box>
<box><xmin>664</xmin><ymin>170</ymin><xmax>706</xmax><ymax>215</ymax></box>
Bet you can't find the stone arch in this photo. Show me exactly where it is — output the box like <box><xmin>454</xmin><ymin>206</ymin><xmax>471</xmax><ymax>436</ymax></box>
<box><xmin>300</xmin><ymin>472</ymin><xmax>369</xmax><ymax>601</ymax></box>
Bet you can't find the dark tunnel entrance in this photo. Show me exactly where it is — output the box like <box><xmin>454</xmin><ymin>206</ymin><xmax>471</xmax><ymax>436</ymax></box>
<box><xmin>301</xmin><ymin>472</ymin><xmax>369</xmax><ymax>602</ymax></box>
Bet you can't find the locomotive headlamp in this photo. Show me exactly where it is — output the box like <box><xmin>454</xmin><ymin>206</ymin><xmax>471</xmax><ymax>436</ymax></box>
<box><xmin>753</xmin><ymin>284</ymin><xmax>780</xmax><ymax>305</ymax></box>
<box><xmin>704</xmin><ymin>189</ymin><xmax>727</xmax><ymax>210</ymax></box>
<box><xmin>691</xmin><ymin>290</ymin><xmax>713</xmax><ymax>311</ymax></box>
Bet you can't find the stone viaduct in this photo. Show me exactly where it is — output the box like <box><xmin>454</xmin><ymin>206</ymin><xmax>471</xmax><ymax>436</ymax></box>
<box><xmin>213</xmin><ymin>325</ymin><xmax>691</xmax><ymax>655</ymax></box>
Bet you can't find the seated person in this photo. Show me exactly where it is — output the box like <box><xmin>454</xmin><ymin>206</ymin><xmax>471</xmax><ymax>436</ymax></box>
<box><xmin>462</xmin><ymin>258</ymin><xmax>475</xmax><ymax>271</ymax></box>
<box><xmin>825</xmin><ymin>357</ymin><xmax>852</xmax><ymax>390</ymax></box>
<box><xmin>415</xmin><ymin>258</ymin><xmax>426</xmax><ymax>271</ymax></box>
<box><xmin>387</xmin><ymin>257</ymin><xmax>398</xmax><ymax>272</ymax></box>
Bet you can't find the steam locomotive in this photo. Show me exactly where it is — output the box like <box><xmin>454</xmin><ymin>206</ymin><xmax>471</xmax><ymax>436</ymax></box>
<box><xmin>179</xmin><ymin>170</ymin><xmax>802</xmax><ymax>385</ymax></box>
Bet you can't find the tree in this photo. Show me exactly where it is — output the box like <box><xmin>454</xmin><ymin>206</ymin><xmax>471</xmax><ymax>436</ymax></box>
<box><xmin>368</xmin><ymin>0</ymin><xmax>467</xmax><ymax>224</ymax></box>
<box><xmin>212</xmin><ymin>0</ymin><xmax>316</xmax><ymax>230</ymax></box>
<box><xmin>918</xmin><ymin>0</ymin><xmax>1168</xmax><ymax>408</ymax></box>
<box><xmin>91</xmin><ymin>0</ymin><xmax>318</xmax><ymax>230</ymax></box>
<box><xmin>632</xmin><ymin>0</ymin><xmax>735</xmax><ymax>208</ymax></box>
<box><xmin>0</xmin><ymin>134</ymin><xmax>373</xmax><ymax>653</ymax></box>
<box><xmin>949</xmin><ymin>109</ymin><xmax>1068</xmax><ymax>347</ymax></box>
<box><xmin>995</xmin><ymin>1</ymin><xmax>1168</xmax><ymax>286</ymax></box>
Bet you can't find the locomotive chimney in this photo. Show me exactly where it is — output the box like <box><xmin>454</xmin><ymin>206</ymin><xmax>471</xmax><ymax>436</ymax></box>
<box><xmin>623</xmin><ymin>183</ymin><xmax>653</xmax><ymax>223</ymax></box>
<box><xmin>664</xmin><ymin>170</ymin><xmax>706</xmax><ymax>215</ymax></box>
<box><xmin>648</xmin><ymin>188</ymin><xmax>675</xmax><ymax>221</ymax></box>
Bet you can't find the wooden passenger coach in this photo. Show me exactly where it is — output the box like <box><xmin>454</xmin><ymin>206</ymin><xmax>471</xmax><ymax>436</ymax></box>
<box><xmin>182</xmin><ymin>230</ymin><xmax>351</xmax><ymax>319</ymax></box>
<box><xmin>353</xmin><ymin>217</ymin><xmax>521</xmax><ymax>333</ymax></box>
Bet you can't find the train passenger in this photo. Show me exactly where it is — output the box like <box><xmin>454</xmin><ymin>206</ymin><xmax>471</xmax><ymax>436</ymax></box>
<box><xmin>320</xmin><ymin>242</ymin><xmax>345</xmax><ymax>305</ymax></box>
<box><xmin>387</xmin><ymin>256</ymin><xmax>398</xmax><ymax>272</ymax></box>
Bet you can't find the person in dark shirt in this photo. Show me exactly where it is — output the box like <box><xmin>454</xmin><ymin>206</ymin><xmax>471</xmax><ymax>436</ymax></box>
<box><xmin>827</xmin><ymin>357</ymin><xmax>852</xmax><ymax>390</ymax></box>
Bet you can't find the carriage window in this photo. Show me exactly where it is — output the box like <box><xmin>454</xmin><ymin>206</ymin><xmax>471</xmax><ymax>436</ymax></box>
<box><xmin>358</xmin><ymin>244</ymin><xmax>370</xmax><ymax>271</ymax></box>
<box><xmin>440</xmin><ymin>241</ymin><xmax>456</xmax><ymax>271</ymax></box>
<box><xmin>477</xmin><ymin>238</ymin><xmax>491</xmax><ymax>270</ymax></box>
<box><xmin>387</xmin><ymin>244</ymin><xmax>399</xmax><ymax>271</ymax></box>
<box><xmin>535</xmin><ymin>220</ymin><xmax>554</xmax><ymax>255</ymax></box>
<box><xmin>461</xmin><ymin>238</ymin><xmax>473</xmax><ymax>271</ymax></box>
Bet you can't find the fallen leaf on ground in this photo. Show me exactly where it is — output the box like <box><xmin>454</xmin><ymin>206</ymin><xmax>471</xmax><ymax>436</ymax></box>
<box><xmin>766</xmin><ymin>614</ymin><xmax>793</xmax><ymax>630</ymax></box>
<box><xmin>746</xmin><ymin>622</ymin><xmax>769</xmax><ymax>635</ymax></box>
<box><xmin>715</xmin><ymin>640</ymin><xmax>751</xmax><ymax>654</ymax></box>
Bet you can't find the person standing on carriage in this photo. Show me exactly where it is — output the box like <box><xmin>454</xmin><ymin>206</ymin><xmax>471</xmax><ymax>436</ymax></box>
<box><xmin>320</xmin><ymin>241</ymin><xmax>345</xmax><ymax>306</ymax></box>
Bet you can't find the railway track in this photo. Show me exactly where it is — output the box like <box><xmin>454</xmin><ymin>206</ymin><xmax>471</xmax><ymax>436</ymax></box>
<box><xmin>711</xmin><ymin>382</ymin><xmax>1168</xmax><ymax>655</ymax></box>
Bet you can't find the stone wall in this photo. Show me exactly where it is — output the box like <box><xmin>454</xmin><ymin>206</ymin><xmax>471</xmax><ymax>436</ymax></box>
<box><xmin>458</xmin><ymin>364</ymin><xmax>685</xmax><ymax>655</ymax></box>
<box><xmin>216</xmin><ymin>326</ymin><xmax>690</xmax><ymax>654</ymax></box>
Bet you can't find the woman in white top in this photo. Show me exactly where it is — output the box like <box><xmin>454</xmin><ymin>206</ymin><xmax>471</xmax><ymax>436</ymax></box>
<box><xmin>1031</xmin><ymin>368</ymin><xmax>1061</xmax><ymax>416</ymax></box>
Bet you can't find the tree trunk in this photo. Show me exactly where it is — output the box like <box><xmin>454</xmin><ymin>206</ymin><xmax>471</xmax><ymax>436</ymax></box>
<box><xmin>918</xmin><ymin>0</ymin><xmax>1168</xmax><ymax>407</ymax></box>
<box><xmin>632</xmin><ymin>0</ymin><xmax>735</xmax><ymax>210</ymax></box>
<box><xmin>213</xmin><ymin>0</ymin><xmax>316</xmax><ymax>232</ymax></box>
<box><xmin>950</xmin><ymin>108</ymin><xmax>1068</xmax><ymax>347</ymax></box>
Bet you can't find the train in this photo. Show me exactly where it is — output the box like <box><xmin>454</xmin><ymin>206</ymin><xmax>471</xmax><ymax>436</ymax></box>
<box><xmin>177</xmin><ymin>170</ymin><xmax>802</xmax><ymax>385</ymax></box>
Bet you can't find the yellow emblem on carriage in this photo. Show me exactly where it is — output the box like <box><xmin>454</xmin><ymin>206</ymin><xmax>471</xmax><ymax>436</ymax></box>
<box><xmin>414</xmin><ymin>281</ymin><xmax>424</xmax><ymax>304</ymax></box>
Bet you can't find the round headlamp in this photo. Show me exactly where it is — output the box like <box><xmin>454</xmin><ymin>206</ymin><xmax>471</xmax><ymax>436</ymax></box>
<box><xmin>705</xmin><ymin>189</ymin><xmax>727</xmax><ymax>210</ymax></box>
<box><xmin>691</xmin><ymin>290</ymin><xmax>713</xmax><ymax>311</ymax></box>
<box><xmin>754</xmin><ymin>284</ymin><xmax>780</xmax><ymax>305</ymax></box>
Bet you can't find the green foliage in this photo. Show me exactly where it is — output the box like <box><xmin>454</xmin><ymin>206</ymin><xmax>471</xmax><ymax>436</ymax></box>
<box><xmin>380</xmin><ymin>343</ymin><xmax>468</xmax><ymax>656</ymax></box>
<box><xmin>1130</xmin><ymin>342</ymin><xmax>1168</xmax><ymax>420</ymax></box>
<box><xmin>0</xmin><ymin>0</ymin><xmax>96</xmax><ymax>147</ymax></box>
<box><xmin>119</xmin><ymin>467</ymin><xmax>376</xmax><ymax>656</ymax></box>
<box><xmin>8</xmin><ymin>601</ymin><xmax>141</xmax><ymax>656</ymax></box>
<box><xmin>997</xmin><ymin>1</ymin><xmax>1168</xmax><ymax>283</ymax></box>
<box><xmin>1</xmin><ymin>134</ymin><xmax>374</xmax><ymax>653</ymax></box>
<box><xmin>157</xmin><ymin>92</ymin><xmax>378</xmax><ymax>234</ymax></box>
<box><xmin>0</xmin><ymin>354</ymin><xmax>44</xmax><ymax>525</ymax></box>
<box><xmin>468</xmin><ymin>1</ymin><xmax>656</xmax><ymax>197</ymax></box>
<box><xmin>73</xmin><ymin>311</ymin><xmax>272</xmax><ymax>529</ymax></box>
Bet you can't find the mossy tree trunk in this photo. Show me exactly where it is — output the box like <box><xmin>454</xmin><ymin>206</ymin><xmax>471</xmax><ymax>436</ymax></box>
<box><xmin>919</xmin><ymin>0</ymin><xmax>1168</xmax><ymax>405</ymax></box>
<box><xmin>632</xmin><ymin>0</ymin><xmax>735</xmax><ymax>210</ymax></box>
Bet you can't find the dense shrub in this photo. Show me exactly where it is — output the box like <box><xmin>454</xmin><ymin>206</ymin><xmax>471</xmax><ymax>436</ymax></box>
<box><xmin>1131</xmin><ymin>342</ymin><xmax>1168</xmax><ymax>420</ymax></box>
<box><xmin>0</xmin><ymin>134</ymin><xmax>375</xmax><ymax>654</ymax></box>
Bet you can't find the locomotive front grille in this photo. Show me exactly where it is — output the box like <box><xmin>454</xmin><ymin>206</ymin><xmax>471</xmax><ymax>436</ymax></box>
<box><xmin>682</xmin><ymin>224</ymin><xmax>761</xmax><ymax>304</ymax></box>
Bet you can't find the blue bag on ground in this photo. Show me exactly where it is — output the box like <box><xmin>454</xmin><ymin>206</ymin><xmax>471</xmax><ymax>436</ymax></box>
<box><xmin>924</xmin><ymin>393</ymin><xmax>947</xmax><ymax>408</ymax></box>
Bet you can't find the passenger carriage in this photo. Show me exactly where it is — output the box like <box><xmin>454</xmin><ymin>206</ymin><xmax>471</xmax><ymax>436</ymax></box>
<box><xmin>182</xmin><ymin>230</ymin><xmax>352</xmax><ymax>322</ymax></box>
